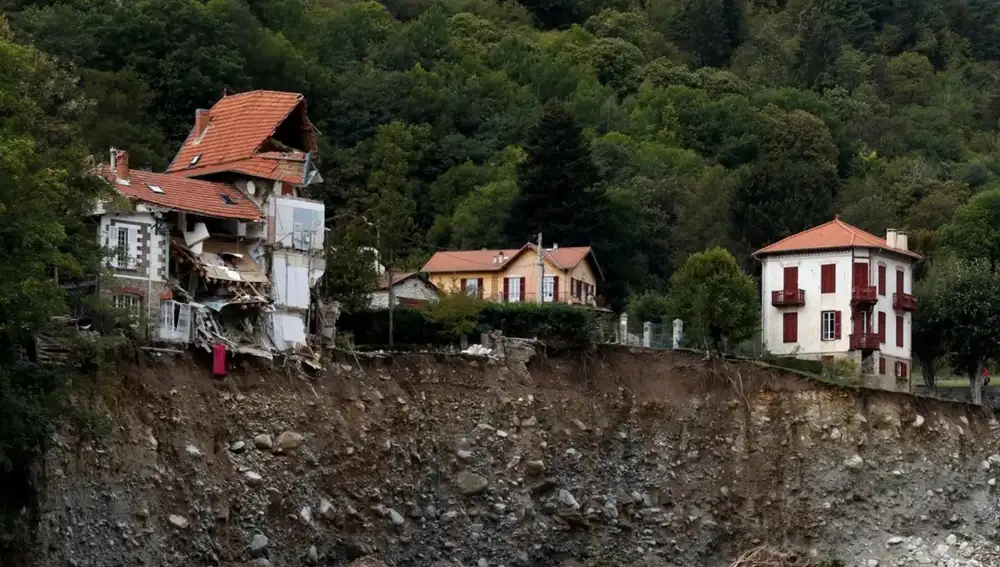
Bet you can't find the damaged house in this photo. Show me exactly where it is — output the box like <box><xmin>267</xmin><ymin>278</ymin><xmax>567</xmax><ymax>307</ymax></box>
<box><xmin>93</xmin><ymin>90</ymin><xmax>326</xmax><ymax>356</ymax></box>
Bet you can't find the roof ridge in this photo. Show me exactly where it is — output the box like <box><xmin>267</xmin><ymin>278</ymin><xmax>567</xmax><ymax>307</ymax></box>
<box><xmin>755</xmin><ymin>219</ymin><xmax>840</xmax><ymax>254</ymax></box>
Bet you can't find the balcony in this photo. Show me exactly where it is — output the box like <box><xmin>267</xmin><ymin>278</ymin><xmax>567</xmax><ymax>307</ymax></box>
<box><xmin>771</xmin><ymin>289</ymin><xmax>805</xmax><ymax>307</ymax></box>
<box><xmin>850</xmin><ymin>332</ymin><xmax>881</xmax><ymax>351</ymax></box>
<box><xmin>851</xmin><ymin>286</ymin><xmax>877</xmax><ymax>305</ymax></box>
<box><xmin>893</xmin><ymin>292</ymin><xmax>917</xmax><ymax>312</ymax></box>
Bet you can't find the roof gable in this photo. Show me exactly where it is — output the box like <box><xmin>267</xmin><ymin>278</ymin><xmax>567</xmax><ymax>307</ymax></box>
<box><xmin>421</xmin><ymin>244</ymin><xmax>600</xmax><ymax>276</ymax></box>
<box><xmin>166</xmin><ymin>90</ymin><xmax>310</xmax><ymax>177</ymax></box>
<box><xmin>753</xmin><ymin>218</ymin><xmax>921</xmax><ymax>259</ymax></box>
<box><xmin>97</xmin><ymin>166</ymin><xmax>262</xmax><ymax>220</ymax></box>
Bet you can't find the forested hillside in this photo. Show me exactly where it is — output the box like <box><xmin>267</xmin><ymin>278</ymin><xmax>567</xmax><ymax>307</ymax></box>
<box><xmin>4</xmin><ymin>0</ymin><xmax>1000</xmax><ymax>305</ymax></box>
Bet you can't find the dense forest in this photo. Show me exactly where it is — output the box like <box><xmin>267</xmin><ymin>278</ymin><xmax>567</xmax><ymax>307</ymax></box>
<box><xmin>5</xmin><ymin>0</ymin><xmax>1000</xmax><ymax>307</ymax></box>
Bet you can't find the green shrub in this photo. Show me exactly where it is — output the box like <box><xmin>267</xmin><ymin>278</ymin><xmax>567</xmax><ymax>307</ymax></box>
<box><xmin>336</xmin><ymin>301</ymin><xmax>599</xmax><ymax>347</ymax></box>
<box><xmin>761</xmin><ymin>355</ymin><xmax>824</xmax><ymax>375</ymax></box>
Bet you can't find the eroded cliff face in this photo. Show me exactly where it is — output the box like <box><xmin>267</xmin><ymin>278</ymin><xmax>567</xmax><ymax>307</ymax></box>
<box><xmin>29</xmin><ymin>348</ymin><xmax>1000</xmax><ymax>567</ymax></box>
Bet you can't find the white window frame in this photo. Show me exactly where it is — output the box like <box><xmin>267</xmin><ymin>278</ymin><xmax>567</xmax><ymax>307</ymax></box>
<box><xmin>542</xmin><ymin>275</ymin><xmax>555</xmax><ymax>303</ymax></box>
<box><xmin>465</xmin><ymin>278</ymin><xmax>479</xmax><ymax>297</ymax></box>
<box><xmin>113</xmin><ymin>294</ymin><xmax>141</xmax><ymax>318</ymax></box>
<box><xmin>507</xmin><ymin>277</ymin><xmax>522</xmax><ymax>303</ymax></box>
<box><xmin>110</xmin><ymin>226</ymin><xmax>138</xmax><ymax>269</ymax></box>
<box><xmin>159</xmin><ymin>300</ymin><xmax>192</xmax><ymax>342</ymax></box>
<box><xmin>821</xmin><ymin>310</ymin><xmax>836</xmax><ymax>341</ymax></box>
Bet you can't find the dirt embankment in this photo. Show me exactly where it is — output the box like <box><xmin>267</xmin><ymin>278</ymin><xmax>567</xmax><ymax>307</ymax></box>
<box><xmin>29</xmin><ymin>347</ymin><xmax>1000</xmax><ymax>567</ymax></box>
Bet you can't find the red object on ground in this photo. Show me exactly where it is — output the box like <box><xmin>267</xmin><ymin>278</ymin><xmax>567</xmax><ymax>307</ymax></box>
<box><xmin>212</xmin><ymin>343</ymin><xmax>227</xmax><ymax>376</ymax></box>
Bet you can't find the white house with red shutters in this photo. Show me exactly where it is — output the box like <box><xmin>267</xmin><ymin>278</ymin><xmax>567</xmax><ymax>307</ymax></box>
<box><xmin>754</xmin><ymin>217</ymin><xmax>921</xmax><ymax>388</ymax></box>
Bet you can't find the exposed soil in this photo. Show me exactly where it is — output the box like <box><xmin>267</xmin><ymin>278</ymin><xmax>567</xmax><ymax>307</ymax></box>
<box><xmin>27</xmin><ymin>346</ymin><xmax>1000</xmax><ymax>567</ymax></box>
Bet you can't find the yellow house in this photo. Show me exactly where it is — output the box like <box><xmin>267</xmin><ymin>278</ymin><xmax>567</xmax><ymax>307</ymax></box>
<box><xmin>420</xmin><ymin>243</ymin><xmax>603</xmax><ymax>305</ymax></box>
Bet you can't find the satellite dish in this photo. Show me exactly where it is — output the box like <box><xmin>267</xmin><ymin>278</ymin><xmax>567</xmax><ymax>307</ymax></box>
<box><xmin>246</xmin><ymin>181</ymin><xmax>256</xmax><ymax>195</ymax></box>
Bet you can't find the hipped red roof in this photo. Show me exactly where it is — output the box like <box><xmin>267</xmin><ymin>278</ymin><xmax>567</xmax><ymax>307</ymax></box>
<box><xmin>166</xmin><ymin>90</ymin><xmax>307</xmax><ymax>177</ymax></box>
<box><xmin>96</xmin><ymin>166</ymin><xmax>262</xmax><ymax>220</ymax></box>
<box><xmin>421</xmin><ymin>244</ymin><xmax>600</xmax><ymax>275</ymax></box>
<box><xmin>753</xmin><ymin>218</ymin><xmax>921</xmax><ymax>259</ymax></box>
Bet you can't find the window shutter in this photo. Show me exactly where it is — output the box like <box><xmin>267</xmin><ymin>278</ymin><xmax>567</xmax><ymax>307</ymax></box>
<box><xmin>878</xmin><ymin>265</ymin><xmax>886</xmax><ymax>296</ymax></box>
<box><xmin>460</xmin><ymin>278</ymin><xmax>467</xmax><ymax>294</ymax></box>
<box><xmin>783</xmin><ymin>312</ymin><xmax>798</xmax><ymax>343</ymax></box>
<box><xmin>503</xmin><ymin>277</ymin><xmax>510</xmax><ymax>302</ymax></box>
<box><xmin>519</xmin><ymin>277</ymin><xmax>526</xmax><ymax>303</ymax></box>
<box><xmin>834</xmin><ymin>311</ymin><xmax>842</xmax><ymax>339</ymax></box>
<box><xmin>901</xmin><ymin>362</ymin><xmax>908</xmax><ymax>378</ymax></box>
<box><xmin>878</xmin><ymin>311</ymin><xmax>886</xmax><ymax>343</ymax></box>
<box><xmin>477</xmin><ymin>278</ymin><xmax>484</xmax><ymax>299</ymax></box>
<box><xmin>896</xmin><ymin>315</ymin><xmax>904</xmax><ymax>347</ymax></box>
<box><xmin>821</xmin><ymin>264</ymin><xmax>835</xmax><ymax>293</ymax></box>
<box><xmin>878</xmin><ymin>358</ymin><xmax>885</xmax><ymax>375</ymax></box>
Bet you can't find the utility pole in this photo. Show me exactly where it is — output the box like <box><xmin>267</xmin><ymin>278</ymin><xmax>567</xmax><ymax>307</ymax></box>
<box><xmin>387</xmin><ymin>244</ymin><xmax>394</xmax><ymax>349</ymax></box>
<box><xmin>536</xmin><ymin>232</ymin><xmax>544</xmax><ymax>304</ymax></box>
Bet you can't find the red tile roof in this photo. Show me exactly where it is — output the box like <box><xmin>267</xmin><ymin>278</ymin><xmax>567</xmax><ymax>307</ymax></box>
<box><xmin>95</xmin><ymin>166</ymin><xmax>263</xmax><ymax>220</ymax></box>
<box><xmin>421</xmin><ymin>244</ymin><xmax>601</xmax><ymax>276</ymax></box>
<box><xmin>166</xmin><ymin>90</ymin><xmax>308</xmax><ymax>177</ymax></box>
<box><xmin>753</xmin><ymin>218</ymin><xmax>921</xmax><ymax>259</ymax></box>
<box><xmin>183</xmin><ymin>156</ymin><xmax>307</xmax><ymax>184</ymax></box>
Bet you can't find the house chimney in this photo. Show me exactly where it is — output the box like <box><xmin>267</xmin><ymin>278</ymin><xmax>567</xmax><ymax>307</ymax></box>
<box><xmin>897</xmin><ymin>230</ymin><xmax>908</xmax><ymax>251</ymax></box>
<box><xmin>885</xmin><ymin>229</ymin><xmax>898</xmax><ymax>249</ymax></box>
<box><xmin>114</xmin><ymin>149</ymin><xmax>129</xmax><ymax>180</ymax></box>
<box><xmin>194</xmin><ymin>109</ymin><xmax>210</xmax><ymax>137</ymax></box>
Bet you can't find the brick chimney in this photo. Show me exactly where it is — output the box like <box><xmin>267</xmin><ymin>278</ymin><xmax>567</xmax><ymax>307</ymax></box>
<box><xmin>194</xmin><ymin>109</ymin><xmax>210</xmax><ymax>138</ymax></box>
<box><xmin>114</xmin><ymin>149</ymin><xmax>129</xmax><ymax>180</ymax></box>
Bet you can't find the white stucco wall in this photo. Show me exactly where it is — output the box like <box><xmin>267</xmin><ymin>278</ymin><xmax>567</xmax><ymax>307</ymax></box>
<box><xmin>761</xmin><ymin>248</ymin><xmax>913</xmax><ymax>363</ymax></box>
<box><xmin>369</xmin><ymin>278</ymin><xmax>439</xmax><ymax>308</ymax></box>
<box><xmin>98</xmin><ymin>211</ymin><xmax>166</xmax><ymax>283</ymax></box>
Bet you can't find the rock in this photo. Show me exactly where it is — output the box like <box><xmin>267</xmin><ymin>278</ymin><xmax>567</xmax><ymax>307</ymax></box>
<box><xmin>558</xmin><ymin>489</ymin><xmax>580</xmax><ymax>510</ymax></box>
<box><xmin>525</xmin><ymin>460</ymin><xmax>546</xmax><ymax>476</ymax></box>
<box><xmin>913</xmin><ymin>415</ymin><xmax>925</xmax><ymax>428</ymax></box>
<box><xmin>866</xmin><ymin>560</ymin><xmax>879</xmax><ymax>567</ymax></box>
<box><xmin>266</xmin><ymin>487</ymin><xmax>283</xmax><ymax>505</ymax></box>
<box><xmin>275</xmin><ymin>431</ymin><xmax>304</xmax><ymax>452</ymax></box>
<box><xmin>989</xmin><ymin>478</ymin><xmax>996</xmax><ymax>487</ymax></box>
<box><xmin>947</xmin><ymin>534</ymin><xmax>958</xmax><ymax>546</ymax></box>
<box><xmin>388</xmin><ymin>508</ymin><xmax>405</xmax><ymax>526</ymax></box>
<box><xmin>844</xmin><ymin>454</ymin><xmax>864</xmax><ymax>470</ymax></box>
<box><xmin>319</xmin><ymin>498</ymin><xmax>336</xmax><ymax>521</ymax></box>
<box><xmin>245</xmin><ymin>471</ymin><xmax>264</xmax><ymax>485</ymax></box>
<box><xmin>887</xmin><ymin>536</ymin><xmax>904</xmax><ymax>546</ymax></box>
<box><xmin>185</xmin><ymin>444</ymin><xmax>203</xmax><ymax>458</ymax></box>
<box><xmin>230</xmin><ymin>440</ymin><xmax>247</xmax><ymax>453</ymax></box>
<box><xmin>308</xmin><ymin>545</ymin><xmax>319</xmax><ymax>563</ymax></box>
<box><xmin>348</xmin><ymin>558</ymin><xmax>390</xmax><ymax>567</ymax></box>
<box><xmin>250</xmin><ymin>533</ymin><xmax>269</xmax><ymax>556</ymax></box>
<box><xmin>457</xmin><ymin>449</ymin><xmax>474</xmax><ymax>461</ymax></box>
<box><xmin>254</xmin><ymin>434</ymin><xmax>274</xmax><ymax>450</ymax></box>
<box><xmin>300</xmin><ymin>505</ymin><xmax>313</xmax><ymax>525</ymax></box>
<box><xmin>167</xmin><ymin>514</ymin><xmax>188</xmax><ymax>529</ymax></box>
<box><xmin>521</xmin><ymin>416</ymin><xmax>538</xmax><ymax>427</ymax></box>
<box><xmin>456</xmin><ymin>471</ymin><xmax>489</xmax><ymax>495</ymax></box>
<box><xmin>135</xmin><ymin>506</ymin><xmax>149</xmax><ymax>520</ymax></box>
<box><xmin>253</xmin><ymin>560</ymin><xmax>273</xmax><ymax>567</ymax></box>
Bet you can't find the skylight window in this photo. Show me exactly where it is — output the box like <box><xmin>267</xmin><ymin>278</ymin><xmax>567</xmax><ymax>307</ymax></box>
<box><xmin>220</xmin><ymin>194</ymin><xmax>236</xmax><ymax>205</ymax></box>
<box><xmin>188</xmin><ymin>155</ymin><xmax>201</xmax><ymax>168</ymax></box>
<box><xmin>147</xmin><ymin>184</ymin><xmax>164</xmax><ymax>194</ymax></box>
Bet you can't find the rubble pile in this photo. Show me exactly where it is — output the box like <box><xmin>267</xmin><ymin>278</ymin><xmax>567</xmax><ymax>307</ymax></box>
<box><xmin>29</xmin><ymin>348</ymin><xmax>1000</xmax><ymax>567</ymax></box>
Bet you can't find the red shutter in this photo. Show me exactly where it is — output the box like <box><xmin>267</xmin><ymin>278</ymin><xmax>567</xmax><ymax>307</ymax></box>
<box><xmin>879</xmin><ymin>358</ymin><xmax>886</xmax><ymax>375</ymax></box>
<box><xmin>503</xmin><ymin>277</ymin><xmax>510</xmax><ymax>302</ymax></box>
<box><xmin>460</xmin><ymin>278</ymin><xmax>467</xmax><ymax>294</ymax></box>
<box><xmin>519</xmin><ymin>277</ymin><xmax>526</xmax><ymax>303</ymax></box>
<box><xmin>834</xmin><ymin>311</ymin><xmax>842</xmax><ymax>339</ymax></box>
<box><xmin>853</xmin><ymin>262</ymin><xmax>869</xmax><ymax>287</ymax></box>
<box><xmin>900</xmin><ymin>362</ymin><xmax>908</xmax><ymax>378</ymax></box>
<box><xmin>477</xmin><ymin>278</ymin><xmax>484</xmax><ymax>299</ymax></box>
<box><xmin>878</xmin><ymin>311</ymin><xmax>886</xmax><ymax>343</ymax></box>
<box><xmin>878</xmin><ymin>265</ymin><xmax>886</xmax><ymax>296</ymax></box>
<box><xmin>896</xmin><ymin>269</ymin><xmax>904</xmax><ymax>296</ymax></box>
<box><xmin>555</xmin><ymin>277</ymin><xmax>561</xmax><ymax>302</ymax></box>
<box><xmin>896</xmin><ymin>315</ymin><xmax>904</xmax><ymax>347</ymax></box>
<box><xmin>783</xmin><ymin>312</ymin><xmax>798</xmax><ymax>343</ymax></box>
<box><xmin>783</xmin><ymin>266</ymin><xmax>798</xmax><ymax>292</ymax></box>
<box><xmin>821</xmin><ymin>264</ymin><xmax>835</xmax><ymax>293</ymax></box>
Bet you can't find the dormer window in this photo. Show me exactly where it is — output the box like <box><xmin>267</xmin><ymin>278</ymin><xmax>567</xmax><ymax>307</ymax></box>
<box><xmin>147</xmin><ymin>184</ymin><xmax>164</xmax><ymax>194</ymax></box>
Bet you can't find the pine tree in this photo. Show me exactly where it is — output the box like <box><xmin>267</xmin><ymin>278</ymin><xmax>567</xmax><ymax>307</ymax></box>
<box><xmin>506</xmin><ymin>103</ymin><xmax>607</xmax><ymax>247</ymax></box>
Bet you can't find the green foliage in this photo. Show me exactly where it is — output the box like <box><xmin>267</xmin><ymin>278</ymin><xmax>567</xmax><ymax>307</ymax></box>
<box><xmin>421</xmin><ymin>293</ymin><xmax>486</xmax><ymax>339</ymax></box>
<box><xmin>824</xmin><ymin>357</ymin><xmax>860</xmax><ymax>381</ymax></box>
<box><xmin>626</xmin><ymin>291</ymin><xmax>671</xmax><ymax>329</ymax></box>
<box><xmin>667</xmin><ymin>248</ymin><xmax>758</xmax><ymax>350</ymax></box>
<box><xmin>939</xmin><ymin>189</ymin><xmax>1000</xmax><ymax>266</ymax></box>
<box><xmin>762</xmin><ymin>356</ymin><xmax>824</xmax><ymax>376</ymax></box>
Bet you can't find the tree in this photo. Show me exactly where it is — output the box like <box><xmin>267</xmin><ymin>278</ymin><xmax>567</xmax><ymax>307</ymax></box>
<box><xmin>911</xmin><ymin>269</ymin><xmax>947</xmax><ymax>391</ymax></box>
<box><xmin>672</xmin><ymin>0</ymin><xmax>745</xmax><ymax>68</ymax></box>
<box><xmin>667</xmin><ymin>247</ymin><xmax>759</xmax><ymax>351</ymax></box>
<box><xmin>925</xmin><ymin>257</ymin><xmax>1000</xmax><ymax>404</ymax></box>
<box><xmin>506</xmin><ymin>102</ymin><xmax>608</xmax><ymax>247</ymax></box>
<box><xmin>939</xmin><ymin>189</ymin><xmax>1000</xmax><ymax>266</ymax></box>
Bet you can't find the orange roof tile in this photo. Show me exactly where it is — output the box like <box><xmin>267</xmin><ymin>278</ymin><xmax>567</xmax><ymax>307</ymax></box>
<box><xmin>753</xmin><ymin>218</ymin><xmax>921</xmax><ymax>259</ymax></box>
<box><xmin>421</xmin><ymin>244</ymin><xmax>601</xmax><ymax>276</ymax></box>
<box><xmin>184</xmin><ymin>156</ymin><xmax>307</xmax><ymax>184</ymax></box>
<box><xmin>95</xmin><ymin>166</ymin><xmax>263</xmax><ymax>220</ymax></box>
<box><xmin>166</xmin><ymin>90</ymin><xmax>306</xmax><ymax>176</ymax></box>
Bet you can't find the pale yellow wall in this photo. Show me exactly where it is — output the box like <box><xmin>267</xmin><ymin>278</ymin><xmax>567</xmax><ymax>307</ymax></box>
<box><xmin>427</xmin><ymin>251</ymin><xmax>598</xmax><ymax>303</ymax></box>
